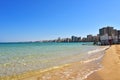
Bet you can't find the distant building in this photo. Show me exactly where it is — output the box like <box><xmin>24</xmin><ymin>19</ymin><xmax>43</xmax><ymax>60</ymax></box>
<box><xmin>61</xmin><ymin>38</ymin><xmax>71</xmax><ymax>42</ymax></box>
<box><xmin>71</xmin><ymin>36</ymin><xmax>78</xmax><ymax>42</ymax></box>
<box><xmin>113</xmin><ymin>29</ymin><xmax>118</xmax><ymax>44</ymax></box>
<box><xmin>40</xmin><ymin>26</ymin><xmax>120</xmax><ymax>44</ymax></box>
<box><xmin>77</xmin><ymin>37</ymin><xmax>81</xmax><ymax>42</ymax></box>
<box><xmin>87</xmin><ymin>35</ymin><xmax>93</xmax><ymax>42</ymax></box>
<box><xmin>99</xmin><ymin>26</ymin><xmax>119</xmax><ymax>45</ymax></box>
<box><xmin>57</xmin><ymin>37</ymin><xmax>61</xmax><ymax>42</ymax></box>
<box><xmin>82</xmin><ymin>37</ymin><xmax>87</xmax><ymax>42</ymax></box>
<box><xmin>118</xmin><ymin>30</ymin><xmax>120</xmax><ymax>43</ymax></box>
<box><xmin>93</xmin><ymin>34</ymin><xmax>99</xmax><ymax>42</ymax></box>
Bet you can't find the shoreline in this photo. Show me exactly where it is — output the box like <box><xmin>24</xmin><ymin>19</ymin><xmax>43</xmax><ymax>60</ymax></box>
<box><xmin>85</xmin><ymin>45</ymin><xmax>120</xmax><ymax>80</ymax></box>
<box><xmin>0</xmin><ymin>46</ymin><xmax>108</xmax><ymax>80</ymax></box>
<box><xmin>0</xmin><ymin>58</ymin><xmax>102</xmax><ymax>80</ymax></box>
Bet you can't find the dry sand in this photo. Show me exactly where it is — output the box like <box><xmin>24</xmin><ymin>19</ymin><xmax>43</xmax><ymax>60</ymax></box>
<box><xmin>85</xmin><ymin>45</ymin><xmax>120</xmax><ymax>80</ymax></box>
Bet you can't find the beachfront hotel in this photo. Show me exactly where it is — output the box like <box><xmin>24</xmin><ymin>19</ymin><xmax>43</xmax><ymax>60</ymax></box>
<box><xmin>99</xmin><ymin>26</ymin><xmax>120</xmax><ymax>45</ymax></box>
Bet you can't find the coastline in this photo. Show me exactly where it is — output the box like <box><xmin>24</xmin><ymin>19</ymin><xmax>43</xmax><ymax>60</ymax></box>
<box><xmin>0</xmin><ymin>46</ymin><xmax>108</xmax><ymax>80</ymax></box>
<box><xmin>0</xmin><ymin>58</ymin><xmax>102</xmax><ymax>80</ymax></box>
<box><xmin>85</xmin><ymin>45</ymin><xmax>120</xmax><ymax>80</ymax></box>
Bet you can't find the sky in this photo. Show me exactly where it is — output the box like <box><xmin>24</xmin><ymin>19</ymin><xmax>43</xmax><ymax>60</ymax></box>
<box><xmin>0</xmin><ymin>0</ymin><xmax>120</xmax><ymax>42</ymax></box>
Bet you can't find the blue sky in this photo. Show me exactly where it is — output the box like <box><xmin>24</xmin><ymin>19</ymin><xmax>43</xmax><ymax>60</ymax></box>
<box><xmin>0</xmin><ymin>0</ymin><xmax>120</xmax><ymax>42</ymax></box>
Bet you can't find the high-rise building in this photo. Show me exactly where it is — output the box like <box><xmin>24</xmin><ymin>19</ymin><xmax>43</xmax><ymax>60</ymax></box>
<box><xmin>99</xmin><ymin>26</ymin><xmax>114</xmax><ymax>35</ymax></box>
<box><xmin>113</xmin><ymin>29</ymin><xmax>118</xmax><ymax>43</ymax></box>
<box><xmin>87</xmin><ymin>35</ymin><xmax>93</xmax><ymax>42</ymax></box>
<box><xmin>77</xmin><ymin>37</ymin><xmax>81</xmax><ymax>42</ymax></box>
<box><xmin>99</xmin><ymin>26</ymin><xmax>119</xmax><ymax>45</ymax></box>
<box><xmin>118</xmin><ymin>30</ymin><xmax>120</xmax><ymax>43</ymax></box>
<box><xmin>71</xmin><ymin>36</ymin><xmax>78</xmax><ymax>42</ymax></box>
<box><xmin>82</xmin><ymin>37</ymin><xmax>87</xmax><ymax>42</ymax></box>
<box><xmin>93</xmin><ymin>34</ymin><xmax>99</xmax><ymax>42</ymax></box>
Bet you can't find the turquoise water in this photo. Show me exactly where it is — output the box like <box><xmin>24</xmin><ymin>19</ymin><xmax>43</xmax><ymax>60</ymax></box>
<box><xmin>0</xmin><ymin>42</ymin><xmax>106</xmax><ymax>77</ymax></box>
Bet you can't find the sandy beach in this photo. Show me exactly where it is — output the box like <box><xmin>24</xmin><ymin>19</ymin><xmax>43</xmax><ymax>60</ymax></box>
<box><xmin>1</xmin><ymin>58</ymin><xmax>99</xmax><ymax>80</ymax></box>
<box><xmin>19</xmin><ymin>45</ymin><xmax>120</xmax><ymax>80</ymax></box>
<box><xmin>1</xmin><ymin>45</ymin><xmax>120</xmax><ymax>80</ymax></box>
<box><xmin>85</xmin><ymin>45</ymin><xmax>120</xmax><ymax>80</ymax></box>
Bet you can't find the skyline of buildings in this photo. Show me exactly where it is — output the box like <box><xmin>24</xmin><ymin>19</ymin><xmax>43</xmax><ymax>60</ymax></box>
<box><xmin>41</xmin><ymin>26</ymin><xmax>120</xmax><ymax>45</ymax></box>
<box><xmin>3</xmin><ymin>26</ymin><xmax>119</xmax><ymax>44</ymax></box>
<box><xmin>41</xmin><ymin>34</ymin><xmax>99</xmax><ymax>42</ymax></box>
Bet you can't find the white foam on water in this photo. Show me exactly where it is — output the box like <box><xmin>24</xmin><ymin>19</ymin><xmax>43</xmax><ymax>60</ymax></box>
<box><xmin>88</xmin><ymin>46</ymin><xmax>109</xmax><ymax>54</ymax></box>
<box><xmin>76</xmin><ymin>67</ymin><xmax>103</xmax><ymax>80</ymax></box>
<box><xmin>82</xmin><ymin>54</ymin><xmax>104</xmax><ymax>64</ymax></box>
<box><xmin>76</xmin><ymin>46</ymin><xmax>110</xmax><ymax>80</ymax></box>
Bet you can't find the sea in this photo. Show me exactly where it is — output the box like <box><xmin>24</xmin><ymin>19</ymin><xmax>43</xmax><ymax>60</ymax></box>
<box><xmin>0</xmin><ymin>42</ymin><xmax>109</xmax><ymax>79</ymax></box>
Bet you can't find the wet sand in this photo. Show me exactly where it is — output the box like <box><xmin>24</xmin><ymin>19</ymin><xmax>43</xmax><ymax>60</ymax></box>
<box><xmin>23</xmin><ymin>61</ymin><xmax>101</xmax><ymax>80</ymax></box>
<box><xmin>1</xmin><ymin>61</ymin><xmax>98</xmax><ymax>80</ymax></box>
<box><xmin>85</xmin><ymin>45</ymin><xmax>120</xmax><ymax>80</ymax></box>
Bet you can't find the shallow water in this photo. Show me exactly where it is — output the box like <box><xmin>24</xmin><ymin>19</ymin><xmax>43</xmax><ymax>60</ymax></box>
<box><xmin>0</xmin><ymin>42</ymin><xmax>107</xmax><ymax>78</ymax></box>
